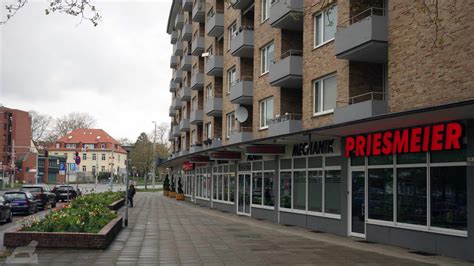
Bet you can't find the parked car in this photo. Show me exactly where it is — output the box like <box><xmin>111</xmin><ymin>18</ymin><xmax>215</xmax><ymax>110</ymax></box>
<box><xmin>20</xmin><ymin>185</ymin><xmax>57</xmax><ymax>209</ymax></box>
<box><xmin>3</xmin><ymin>191</ymin><xmax>38</xmax><ymax>215</ymax></box>
<box><xmin>0</xmin><ymin>196</ymin><xmax>12</xmax><ymax>223</ymax></box>
<box><xmin>51</xmin><ymin>185</ymin><xmax>79</xmax><ymax>202</ymax></box>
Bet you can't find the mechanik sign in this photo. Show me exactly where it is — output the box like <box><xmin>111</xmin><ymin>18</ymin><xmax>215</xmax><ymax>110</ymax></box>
<box><xmin>344</xmin><ymin>122</ymin><xmax>463</xmax><ymax>157</ymax></box>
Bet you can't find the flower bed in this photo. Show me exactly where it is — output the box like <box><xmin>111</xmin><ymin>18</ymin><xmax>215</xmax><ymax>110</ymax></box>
<box><xmin>4</xmin><ymin>191</ymin><xmax>125</xmax><ymax>249</ymax></box>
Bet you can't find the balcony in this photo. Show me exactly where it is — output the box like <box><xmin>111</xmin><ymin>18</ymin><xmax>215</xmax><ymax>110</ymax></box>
<box><xmin>181</xmin><ymin>24</ymin><xmax>192</xmax><ymax>42</ymax></box>
<box><xmin>203</xmin><ymin>138</ymin><xmax>222</xmax><ymax>149</ymax></box>
<box><xmin>192</xmin><ymin>1</ymin><xmax>205</xmax><ymax>23</ymax></box>
<box><xmin>189</xmin><ymin>144</ymin><xmax>202</xmax><ymax>153</ymax></box>
<box><xmin>269</xmin><ymin>50</ymin><xmax>303</xmax><ymax>88</ymax></box>
<box><xmin>170</xmin><ymin>31</ymin><xmax>178</xmax><ymax>44</ymax></box>
<box><xmin>205</xmin><ymin>55</ymin><xmax>223</xmax><ymax>76</ymax></box>
<box><xmin>205</xmin><ymin>97</ymin><xmax>223</xmax><ymax>117</ymax></box>
<box><xmin>335</xmin><ymin>8</ymin><xmax>388</xmax><ymax>63</ymax></box>
<box><xmin>229</xmin><ymin>77</ymin><xmax>253</xmax><ymax>105</ymax></box>
<box><xmin>229</xmin><ymin>126</ymin><xmax>252</xmax><ymax>145</ymax></box>
<box><xmin>268</xmin><ymin>113</ymin><xmax>302</xmax><ymax>137</ymax></box>
<box><xmin>191</xmin><ymin>73</ymin><xmax>204</xmax><ymax>90</ymax></box>
<box><xmin>170</xmin><ymin>56</ymin><xmax>178</xmax><ymax>68</ymax></box>
<box><xmin>169</xmin><ymin>80</ymin><xmax>178</xmax><ymax>93</ymax></box>
<box><xmin>191</xmin><ymin>36</ymin><xmax>205</xmax><ymax>56</ymax></box>
<box><xmin>179</xmin><ymin>150</ymin><xmax>189</xmax><ymax>157</ymax></box>
<box><xmin>190</xmin><ymin>109</ymin><xmax>203</xmax><ymax>124</ymax></box>
<box><xmin>230</xmin><ymin>0</ymin><xmax>253</xmax><ymax>10</ymax></box>
<box><xmin>182</xmin><ymin>0</ymin><xmax>192</xmax><ymax>12</ymax></box>
<box><xmin>173</xmin><ymin>42</ymin><xmax>183</xmax><ymax>56</ymax></box>
<box><xmin>175</xmin><ymin>14</ymin><xmax>183</xmax><ymax>30</ymax></box>
<box><xmin>180</xmin><ymin>55</ymin><xmax>192</xmax><ymax>71</ymax></box>
<box><xmin>179</xmin><ymin>119</ymin><xmax>190</xmax><ymax>132</ymax></box>
<box><xmin>205</xmin><ymin>12</ymin><xmax>224</xmax><ymax>37</ymax></box>
<box><xmin>169</xmin><ymin>106</ymin><xmax>176</xmax><ymax>117</ymax></box>
<box><xmin>172</xmin><ymin>126</ymin><xmax>180</xmax><ymax>137</ymax></box>
<box><xmin>179</xmin><ymin>87</ymin><xmax>191</xmax><ymax>102</ymax></box>
<box><xmin>270</xmin><ymin>0</ymin><xmax>303</xmax><ymax>31</ymax></box>
<box><xmin>334</xmin><ymin>92</ymin><xmax>388</xmax><ymax>124</ymax></box>
<box><xmin>230</xmin><ymin>28</ymin><xmax>254</xmax><ymax>58</ymax></box>
<box><xmin>168</xmin><ymin>132</ymin><xmax>175</xmax><ymax>142</ymax></box>
<box><xmin>172</xmin><ymin>69</ymin><xmax>183</xmax><ymax>83</ymax></box>
<box><xmin>172</xmin><ymin>98</ymin><xmax>182</xmax><ymax>110</ymax></box>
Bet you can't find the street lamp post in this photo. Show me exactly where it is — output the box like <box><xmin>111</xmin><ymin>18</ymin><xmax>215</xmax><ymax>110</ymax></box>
<box><xmin>152</xmin><ymin>121</ymin><xmax>157</xmax><ymax>189</ymax></box>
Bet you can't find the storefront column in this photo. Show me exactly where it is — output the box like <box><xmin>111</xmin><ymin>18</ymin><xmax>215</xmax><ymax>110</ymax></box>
<box><xmin>274</xmin><ymin>155</ymin><xmax>280</xmax><ymax>224</ymax></box>
<box><xmin>466</xmin><ymin>120</ymin><xmax>474</xmax><ymax>251</ymax></box>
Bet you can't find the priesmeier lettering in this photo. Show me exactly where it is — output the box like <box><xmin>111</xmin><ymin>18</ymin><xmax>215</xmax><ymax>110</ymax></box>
<box><xmin>344</xmin><ymin>122</ymin><xmax>463</xmax><ymax>157</ymax></box>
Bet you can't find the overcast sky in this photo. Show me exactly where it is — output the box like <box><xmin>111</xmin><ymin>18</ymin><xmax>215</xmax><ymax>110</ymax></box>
<box><xmin>0</xmin><ymin>0</ymin><xmax>172</xmax><ymax>141</ymax></box>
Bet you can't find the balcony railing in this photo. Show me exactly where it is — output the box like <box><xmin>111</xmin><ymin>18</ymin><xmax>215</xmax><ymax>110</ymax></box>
<box><xmin>173</xmin><ymin>42</ymin><xmax>183</xmax><ymax>56</ymax></box>
<box><xmin>191</xmin><ymin>35</ymin><xmax>205</xmax><ymax>56</ymax></box>
<box><xmin>179</xmin><ymin>86</ymin><xmax>191</xmax><ymax>102</ymax></box>
<box><xmin>182</xmin><ymin>0</ymin><xmax>192</xmax><ymax>12</ymax></box>
<box><xmin>230</xmin><ymin>0</ymin><xmax>253</xmax><ymax>10</ymax></box>
<box><xmin>172</xmin><ymin>69</ymin><xmax>183</xmax><ymax>83</ymax></box>
<box><xmin>269</xmin><ymin>50</ymin><xmax>303</xmax><ymax>88</ymax></box>
<box><xmin>270</xmin><ymin>0</ymin><xmax>303</xmax><ymax>31</ymax></box>
<box><xmin>190</xmin><ymin>109</ymin><xmax>203</xmax><ymax>124</ymax></box>
<box><xmin>335</xmin><ymin>7</ymin><xmax>388</xmax><ymax>63</ymax></box>
<box><xmin>205</xmin><ymin>55</ymin><xmax>223</xmax><ymax>76</ymax></box>
<box><xmin>334</xmin><ymin>91</ymin><xmax>388</xmax><ymax>124</ymax></box>
<box><xmin>170</xmin><ymin>31</ymin><xmax>178</xmax><ymax>44</ymax></box>
<box><xmin>191</xmin><ymin>73</ymin><xmax>204</xmax><ymax>90</ymax></box>
<box><xmin>179</xmin><ymin>119</ymin><xmax>190</xmax><ymax>132</ymax></box>
<box><xmin>192</xmin><ymin>1</ymin><xmax>205</xmax><ymax>23</ymax></box>
<box><xmin>205</xmin><ymin>11</ymin><xmax>224</xmax><ymax>37</ymax></box>
<box><xmin>181</xmin><ymin>23</ymin><xmax>192</xmax><ymax>42</ymax></box>
<box><xmin>169</xmin><ymin>80</ymin><xmax>178</xmax><ymax>93</ymax></box>
<box><xmin>230</xmin><ymin>27</ymin><xmax>254</xmax><ymax>58</ymax></box>
<box><xmin>268</xmin><ymin>113</ymin><xmax>302</xmax><ymax>136</ymax></box>
<box><xmin>229</xmin><ymin>126</ymin><xmax>253</xmax><ymax>144</ymax></box>
<box><xmin>205</xmin><ymin>97</ymin><xmax>223</xmax><ymax>116</ymax></box>
<box><xmin>229</xmin><ymin>76</ymin><xmax>253</xmax><ymax>105</ymax></box>
<box><xmin>203</xmin><ymin>138</ymin><xmax>222</xmax><ymax>149</ymax></box>
<box><xmin>180</xmin><ymin>54</ymin><xmax>192</xmax><ymax>71</ymax></box>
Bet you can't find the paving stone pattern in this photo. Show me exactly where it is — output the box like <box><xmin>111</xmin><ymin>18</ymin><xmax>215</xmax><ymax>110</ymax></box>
<box><xmin>2</xmin><ymin>193</ymin><xmax>468</xmax><ymax>265</ymax></box>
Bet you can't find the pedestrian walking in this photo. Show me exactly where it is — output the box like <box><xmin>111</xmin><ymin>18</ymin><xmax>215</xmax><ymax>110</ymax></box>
<box><xmin>128</xmin><ymin>184</ymin><xmax>136</xmax><ymax>207</ymax></box>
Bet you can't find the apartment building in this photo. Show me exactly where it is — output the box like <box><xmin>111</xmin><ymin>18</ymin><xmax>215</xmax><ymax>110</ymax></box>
<box><xmin>0</xmin><ymin>106</ymin><xmax>37</xmax><ymax>184</ymax></box>
<box><xmin>48</xmin><ymin>128</ymin><xmax>127</xmax><ymax>182</ymax></box>
<box><xmin>162</xmin><ymin>0</ymin><xmax>474</xmax><ymax>261</ymax></box>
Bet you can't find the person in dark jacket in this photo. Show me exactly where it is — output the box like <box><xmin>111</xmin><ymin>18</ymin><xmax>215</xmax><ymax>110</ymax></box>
<box><xmin>128</xmin><ymin>184</ymin><xmax>136</xmax><ymax>207</ymax></box>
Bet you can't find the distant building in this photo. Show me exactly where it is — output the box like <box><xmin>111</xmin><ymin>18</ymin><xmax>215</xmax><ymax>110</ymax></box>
<box><xmin>0</xmin><ymin>106</ymin><xmax>36</xmax><ymax>185</ymax></box>
<box><xmin>38</xmin><ymin>154</ymin><xmax>67</xmax><ymax>184</ymax></box>
<box><xmin>48</xmin><ymin>128</ymin><xmax>127</xmax><ymax>182</ymax></box>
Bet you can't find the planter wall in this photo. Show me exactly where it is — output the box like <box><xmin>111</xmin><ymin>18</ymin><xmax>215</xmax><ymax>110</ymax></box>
<box><xmin>107</xmin><ymin>198</ymin><xmax>125</xmax><ymax>211</ymax></box>
<box><xmin>169</xmin><ymin>191</ymin><xmax>176</xmax><ymax>198</ymax></box>
<box><xmin>4</xmin><ymin>216</ymin><xmax>123</xmax><ymax>249</ymax></box>
<box><xmin>176</xmin><ymin>193</ymin><xmax>184</xmax><ymax>201</ymax></box>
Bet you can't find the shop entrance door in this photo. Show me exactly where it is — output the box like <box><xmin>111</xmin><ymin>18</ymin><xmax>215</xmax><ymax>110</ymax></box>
<box><xmin>350</xmin><ymin>170</ymin><xmax>366</xmax><ymax>238</ymax></box>
<box><xmin>237</xmin><ymin>174</ymin><xmax>251</xmax><ymax>216</ymax></box>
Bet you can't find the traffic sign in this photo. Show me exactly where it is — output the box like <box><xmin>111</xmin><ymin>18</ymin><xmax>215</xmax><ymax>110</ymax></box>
<box><xmin>59</xmin><ymin>163</ymin><xmax>65</xmax><ymax>171</ymax></box>
<box><xmin>75</xmin><ymin>156</ymin><xmax>81</xmax><ymax>165</ymax></box>
<box><xmin>69</xmin><ymin>163</ymin><xmax>76</xmax><ymax>171</ymax></box>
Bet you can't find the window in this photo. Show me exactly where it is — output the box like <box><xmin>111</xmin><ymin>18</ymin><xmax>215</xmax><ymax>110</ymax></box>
<box><xmin>397</xmin><ymin>168</ymin><xmax>427</xmax><ymax>225</ymax></box>
<box><xmin>83</xmin><ymin>144</ymin><xmax>95</xmax><ymax>149</ymax></box>
<box><xmin>55</xmin><ymin>143</ymin><xmax>60</xmax><ymax>148</ymax></box>
<box><xmin>250</xmin><ymin>161</ymin><xmax>274</xmax><ymax>208</ymax></box>
<box><xmin>308</xmin><ymin>170</ymin><xmax>323</xmax><ymax>212</ymax></box>
<box><xmin>280</xmin><ymin>172</ymin><xmax>292</xmax><ymax>208</ymax></box>
<box><xmin>92</xmin><ymin>166</ymin><xmax>96</xmax><ymax>173</ymax></box>
<box><xmin>66</xmin><ymin>144</ymin><xmax>76</xmax><ymax>149</ymax></box>
<box><xmin>226</xmin><ymin>112</ymin><xmax>235</xmax><ymax>139</ymax></box>
<box><xmin>368</xmin><ymin>168</ymin><xmax>393</xmax><ymax>221</ymax></box>
<box><xmin>101</xmin><ymin>166</ymin><xmax>105</xmax><ymax>172</ymax></box>
<box><xmin>82</xmin><ymin>165</ymin><xmax>86</xmax><ymax>172</ymax></box>
<box><xmin>205</xmin><ymin>122</ymin><xmax>212</xmax><ymax>139</ymax></box>
<box><xmin>82</xmin><ymin>153</ymin><xmax>87</xmax><ymax>160</ymax></box>
<box><xmin>101</xmin><ymin>154</ymin><xmax>106</xmax><ymax>160</ymax></box>
<box><xmin>227</xmin><ymin>67</ymin><xmax>237</xmax><ymax>93</ymax></box>
<box><xmin>100</xmin><ymin>144</ymin><xmax>106</xmax><ymax>149</ymax></box>
<box><xmin>314</xmin><ymin>5</ymin><xmax>338</xmax><ymax>47</ymax></box>
<box><xmin>260</xmin><ymin>42</ymin><xmax>274</xmax><ymax>74</ymax></box>
<box><xmin>92</xmin><ymin>153</ymin><xmax>97</xmax><ymax>160</ymax></box>
<box><xmin>228</xmin><ymin>22</ymin><xmax>237</xmax><ymax>49</ymax></box>
<box><xmin>313</xmin><ymin>74</ymin><xmax>337</xmax><ymax>115</ymax></box>
<box><xmin>206</xmin><ymin>84</ymin><xmax>213</xmax><ymax>101</ymax></box>
<box><xmin>293</xmin><ymin>171</ymin><xmax>306</xmax><ymax>210</ymax></box>
<box><xmin>252</xmin><ymin>172</ymin><xmax>263</xmax><ymax>205</ymax></box>
<box><xmin>259</xmin><ymin>97</ymin><xmax>273</xmax><ymax>129</ymax></box>
<box><xmin>261</xmin><ymin>0</ymin><xmax>271</xmax><ymax>22</ymax></box>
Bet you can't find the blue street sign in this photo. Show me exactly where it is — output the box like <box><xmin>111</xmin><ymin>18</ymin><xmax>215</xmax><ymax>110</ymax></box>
<box><xmin>59</xmin><ymin>163</ymin><xmax>65</xmax><ymax>171</ymax></box>
<box><xmin>69</xmin><ymin>163</ymin><xmax>76</xmax><ymax>171</ymax></box>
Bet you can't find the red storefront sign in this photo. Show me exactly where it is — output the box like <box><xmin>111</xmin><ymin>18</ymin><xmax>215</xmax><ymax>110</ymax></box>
<box><xmin>182</xmin><ymin>162</ymin><xmax>194</xmax><ymax>171</ymax></box>
<box><xmin>345</xmin><ymin>122</ymin><xmax>463</xmax><ymax>157</ymax></box>
<box><xmin>245</xmin><ymin>145</ymin><xmax>285</xmax><ymax>155</ymax></box>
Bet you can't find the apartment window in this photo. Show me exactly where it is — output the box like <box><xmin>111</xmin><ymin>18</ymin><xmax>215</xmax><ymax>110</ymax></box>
<box><xmin>313</xmin><ymin>74</ymin><xmax>337</xmax><ymax>115</ymax></box>
<box><xmin>261</xmin><ymin>0</ymin><xmax>271</xmax><ymax>22</ymax></box>
<box><xmin>100</xmin><ymin>144</ymin><xmax>106</xmax><ymax>149</ymax></box>
<box><xmin>260</xmin><ymin>42</ymin><xmax>274</xmax><ymax>74</ymax></box>
<box><xmin>55</xmin><ymin>143</ymin><xmax>60</xmax><ymax>148</ymax></box>
<box><xmin>82</xmin><ymin>165</ymin><xmax>86</xmax><ymax>172</ymax></box>
<box><xmin>82</xmin><ymin>153</ymin><xmax>87</xmax><ymax>160</ymax></box>
<box><xmin>314</xmin><ymin>5</ymin><xmax>338</xmax><ymax>47</ymax></box>
<box><xmin>205</xmin><ymin>122</ymin><xmax>212</xmax><ymax>139</ymax></box>
<box><xmin>191</xmin><ymin>96</ymin><xmax>197</xmax><ymax>111</ymax></box>
<box><xmin>227</xmin><ymin>67</ymin><xmax>237</xmax><ymax>93</ymax></box>
<box><xmin>66</xmin><ymin>144</ymin><xmax>76</xmax><ymax>149</ymax></box>
<box><xmin>83</xmin><ymin>144</ymin><xmax>95</xmax><ymax>149</ymax></box>
<box><xmin>259</xmin><ymin>97</ymin><xmax>273</xmax><ymax>129</ymax></box>
<box><xmin>206</xmin><ymin>83</ymin><xmax>213</xmax><ymax>100</ymax></box>
<box><xmin>92</xmin><ymin>166</ymin><xmax>96</xmax><ymax>173</ymax></box>
<box><xmin>226</xmin><ymin>112</ymin><xmax>235</xmax><ymax>139</ymax></box>
<box><xmin>101</xmin><ymin>166</ymin><xmax>105</xmax><ymax>172</ymax></box>
<box><xmin>228</xmin><ymin>22</ymin><xmax>237</xmax><ymax>49</ymax></box>
<box><xmin>92</xmin><ymin>153</ymin><xmax>97</xmax><ymax>160</ymax></box>
<box><xmin>101</xmin><ymin>154</ymin><xmax>106</xmax><ymax>160</ymax></box>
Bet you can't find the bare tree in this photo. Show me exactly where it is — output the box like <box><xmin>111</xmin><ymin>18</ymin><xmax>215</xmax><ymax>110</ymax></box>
<box><xmin>155</xmin><ymin>123</ymin><xmax>169</xmax><ymax>145</ymax></box>
<box><xmin>117</xmin><ymin>137</ymin><xmax>133</xmax><ymax>146</ymax></box>
<box><xmin>1</xmin><ymin>0</ymin><xmax>101</xmax><ymax>26</ymax></box>
<box><xmin>30</xmin><ymin>110</ymin><xmax>53</xmax><ymax>143</ymax></box>
<box><xmin>50</xmin><ymin>112</ymin><xmax>96</xmax><ymax>139</ymax></box>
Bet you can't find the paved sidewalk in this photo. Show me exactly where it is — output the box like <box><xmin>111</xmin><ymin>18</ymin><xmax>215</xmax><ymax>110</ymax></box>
<box><xmin>2</xmin><ymin>193</ymin><xmax>470</xmax><ymax>265</ymax></box>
